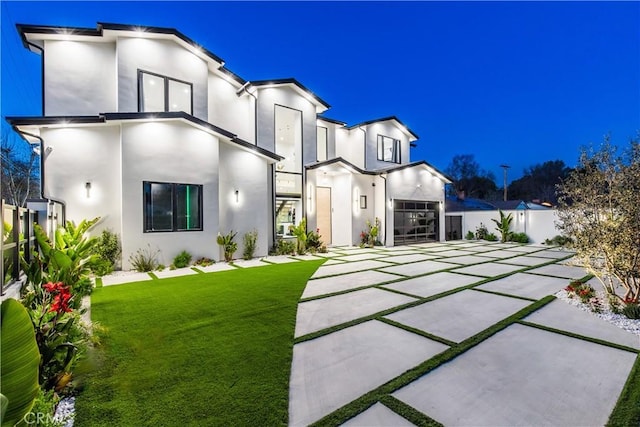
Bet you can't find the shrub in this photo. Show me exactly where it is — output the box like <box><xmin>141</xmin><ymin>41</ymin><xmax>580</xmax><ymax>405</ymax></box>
<box><xmin>194</xmin><ymin>257</ymin><xmax>215</xmax><ymax>267</ymax></box>
<box><xmin>289</xmin><ymin>218</ymin><xmax>307</xmax><ymax>255</ymax></box>
<box><xmin>306</xmin><ymin>229</ymin><xmax>323</xmax><ymax>254</ymax></box>
<box><xmin>272</xmin><ymin>239</ymin><xmax>296</xmax><ymax>256</ymax></box>
<box><xmin>510</xmin><ymin>232</ymin><xmax>529</xmax><ymax>243</ymax></box>
<box><xmin>173</xmin><ymin>250</ymin><xmax>192</xmax><ymax>268</ymax></box>
<box><xmin>485</xmin><ymin>233</ymin><xmax>498</xmax><ymax>242</ymax></box>
<box><xmin>217</xmin><ymin>231</ymin><xmax>238</xmax><ymax>262</ymax></box>
<box><xmin>129</xmin><ymin>244</ymin><xmax>160</xmax><ymax>272</ymax></box>
<box><xmin>543</xmin><ymin>235</ymin><xmax>572</xmax><ymax>246</ymax></box>
<box><xmin>243</xmin><ymin>230</ymin><xmax>258</xmax><ymax>260</ymax></box>
<box><xmin>465</xmin><ymin>230</ymin><xmax>475</xmax><ymax>240</ymax></box>
<box><xmin>491</xmin><ymin>210</ymin><xmax>514</xmax><ymax>242</ymax></box>
<box><xmin>622</xmin><ymin>303</ymin><xmax>640</xmax><ymax>319</ymax></box>
<box><xmin>475</xmin><ymin>223</ymin><xmax>489</xmax><ymax>240</ymax></box>
<box><xmin>93</xmin><ymin>230</ymin><xmax>121</xmax><ymax>273</ymax></box>
<box><xmin>360</xmin><ymin>217</ymin><xmax>381</xmax><ymax>247</ymax></box>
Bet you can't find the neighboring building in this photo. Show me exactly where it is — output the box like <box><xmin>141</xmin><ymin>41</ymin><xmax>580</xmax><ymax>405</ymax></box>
<box><xmin>445</xmin><ymin>195</ymin><xmax>560</xmax><ymax>243</ymax></box>
<box><xmin>7</xmin><ymin>22</ymin><xmax>450</xmax><ymax>268</ymax></box>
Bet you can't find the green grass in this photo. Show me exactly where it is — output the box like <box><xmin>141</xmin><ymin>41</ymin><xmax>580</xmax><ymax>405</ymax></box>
<box><xmin>75</xmin><ymin>260</ymin><xmax>323</xmax><ymax>426</ymax></box>
<box><xmin>607</xmin><ymin>353</ymin><xmax>640</xmax><ymax>427</ymax></box>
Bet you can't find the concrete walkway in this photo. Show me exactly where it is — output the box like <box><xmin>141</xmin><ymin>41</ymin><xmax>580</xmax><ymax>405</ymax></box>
<box><xmin>288</xmin><ymin>241</ymin><xmax>640</xmax><ymax>426</ymax></box>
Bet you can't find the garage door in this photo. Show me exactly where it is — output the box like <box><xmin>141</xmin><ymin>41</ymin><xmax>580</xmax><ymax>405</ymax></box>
<box><xmin>393</xmin><ymin>200</ymin><xmax>439</xmax><ymax>245</ymax></box>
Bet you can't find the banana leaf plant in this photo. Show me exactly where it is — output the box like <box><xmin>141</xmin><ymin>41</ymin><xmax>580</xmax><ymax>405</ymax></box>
<box><xmin>491</xmin><ymin>210</ymin><xmax>514</xmax><ymax>243</ymax></box>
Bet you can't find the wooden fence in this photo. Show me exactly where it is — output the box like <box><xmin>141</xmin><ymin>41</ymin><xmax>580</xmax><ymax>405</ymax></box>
<box><xmin>1</xmin><ymin>199</ymin><xmax>38</xmax><ymax>292</ymax></box>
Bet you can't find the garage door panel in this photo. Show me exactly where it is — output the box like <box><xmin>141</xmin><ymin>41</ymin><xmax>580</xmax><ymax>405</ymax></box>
<box><xmin>394</xmin><ymin>200</ymin><xmax>439</xmax><ymax>245</ymax></box>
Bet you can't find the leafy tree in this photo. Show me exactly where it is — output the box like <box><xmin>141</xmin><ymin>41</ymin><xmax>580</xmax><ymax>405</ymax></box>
<box><xmin>556</xmin><ymin>137</ymin><xmax>640</xmax><ymax>305</ymax></box>
<box><xmin>445</xmin><ymin>154</ymin><xmax>498</xmax><ymax>199</ymax></box>
<box><xmin>1</xmin><ymin>129</ymin><xmax>39</xmax><ymax>206</ymax></box>
<box><xmin>509</xmin><ymin>160</ymin><xmax>571</xmax><ymax>204</ymax></box>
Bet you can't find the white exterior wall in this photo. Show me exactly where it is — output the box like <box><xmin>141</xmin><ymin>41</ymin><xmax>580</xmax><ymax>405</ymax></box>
<box><xmin>209</xmin><ymin>74</ymin><xmax>255</xmax><ymax>143</ymax></box>
<box><xmin>317</xmin><ymin>120</ymin><xmax>340</xmax><ymax>159</ymax></box>
<box><xmin>218</xmin><ymin>143</ymin><xmax>271</xmax><ymax>259</ymax></box>
<box><xmin>335</xmin><ymin>128</ymin><xmax>365</xmax><ymax>169</ymax></box>
<box><xmin>351</xmin><ymin>174</ymin><xmax>376</xmax><ymax>244</ymax></box>
<box><xmin>449</xmin><ymin>209</ymin><xmax>561</xmax><ymax>243</ymax></box>
<box><xmin>255</xmin><ymin>86</ymin><xmax>317</xmax><ymax>164</ymax></box>
<box><xmin>44</xmin><ymin>40</ymin><xmax>117</xmax><ymax>116</ymax></box>
<box><xmin>40</xmin><ymin>126</ymin><xmax>122</xmax><ymax>235</ymax></box>
<box><xmin>117</xmin><ymin>38</ymin><xmax>208</xmax><ymax>119</ymax></box>
<box><xmin>120</xmin><ymin>121</ymin><xmax>220</xmax><ymax>268</ymax></box>
<box><xmin>387</xmin><ymin>167</ymin><xmax>446</xmax><ymax>243</ymax></box>
<box><xmin>364</xmin><ymin>121</ymin><xmax>411</xmax><ymax>170</ymax></box>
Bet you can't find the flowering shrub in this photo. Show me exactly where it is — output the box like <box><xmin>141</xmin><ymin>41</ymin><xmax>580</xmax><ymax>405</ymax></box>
<box><xmin>360</xmin><ymin>218</ymin><xmax>381</xmax><ymax>247</ymax></box>
<box><xmin>564</xmin><ymin>281</ymin><xmax>601</xmax><ymax>313</ymax></box>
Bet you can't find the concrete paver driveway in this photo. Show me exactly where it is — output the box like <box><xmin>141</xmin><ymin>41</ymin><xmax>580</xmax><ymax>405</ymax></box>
<box><xmin>289</xmin><ymin>241</ymin><xmax>640</xmax><ymax>426</ymax></box>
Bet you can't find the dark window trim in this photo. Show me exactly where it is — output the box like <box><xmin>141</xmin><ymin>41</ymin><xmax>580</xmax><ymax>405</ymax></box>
<box><xmin>143</xmin><ymin>181</ymin><xmax>203</xmax><ymax>233</ymax></box>
<box><xmin>377</xmin><ymin>134</ymin><xmax>401</xmax><ymax>164</ymax></box>
<box><xmin>317</xmin><ymin>126</ymin><xmax>328</xmax><ymax>161</ymax></box>
<box><xmin>138</xmin><ymin>69</ymin><xmax>194</xmax><ymax>115</ymax></box>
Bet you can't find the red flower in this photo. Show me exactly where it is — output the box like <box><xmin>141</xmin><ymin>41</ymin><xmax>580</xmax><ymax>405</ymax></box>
<box><xmin>42</xmin><ymin>282</ymin><xmax>73</xmax><ymax>314</ymax></box>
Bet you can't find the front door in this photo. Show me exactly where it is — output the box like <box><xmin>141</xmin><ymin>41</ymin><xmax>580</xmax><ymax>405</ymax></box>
<box><xmin>316</xmin><ymin>187</ymin><xmax>332</xmax><ymax>245</ymax></box>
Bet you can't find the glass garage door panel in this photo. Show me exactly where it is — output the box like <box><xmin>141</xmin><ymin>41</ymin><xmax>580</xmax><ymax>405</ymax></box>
<box><xmin>393</xmin><ymin>200</ymin><xmax>438</xmax><ymax>245</ymax></box>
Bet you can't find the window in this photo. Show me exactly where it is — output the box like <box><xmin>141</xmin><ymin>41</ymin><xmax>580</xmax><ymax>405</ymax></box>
<box><xmin>377</xmin><ymin>135</ymin><xmax>401</xmax><ymax>163</ymax></box>
<box><xmin>139</xmin><ymin>70</ymin><xmax>193</xmax><ymax>114</ymax></box>
<box><xmin>317</xmin><ymin>126</ymin><xmax>328</xmax><ymax>161</ymax></box>
<box><xmin>143</xmin><ymin>181</ymin><xmax>202</xmax><ymax>232</ymax></box>
<box><xmin>275</xmin><ymin>105</ymin><xmax>303</xmax><ymax>196</ymax></box>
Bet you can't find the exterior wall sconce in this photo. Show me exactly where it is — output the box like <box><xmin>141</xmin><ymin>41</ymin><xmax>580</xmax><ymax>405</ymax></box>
<box><xmin>85</xmin><ymin>182</ymin><xmax>91</xmax><ymax>198</ymax></box>
<box><xmin>234</xmin><ymin>190</ymin><xmax>239</xmax><ymax>203</ymax></box>
<box><xmin>360</xmin><ymin>195</ymin><xmax>367</xmax><ymax>209</ymax></box>
<box><xmin>388</xmin><ymin>198</ymin><xmax>393</xmax><ymax>209</ymax></box>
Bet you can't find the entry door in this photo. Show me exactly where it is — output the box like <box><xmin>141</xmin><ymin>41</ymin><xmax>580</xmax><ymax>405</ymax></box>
<box><xmin>445</xmin><ymin>216</ymin><xmax>462</xmax><ymax>241</ymax></box>
<box><xmin>316</xmin><ymin>187</ymin><xmax>332</xmax><ymax>245</ymax></box>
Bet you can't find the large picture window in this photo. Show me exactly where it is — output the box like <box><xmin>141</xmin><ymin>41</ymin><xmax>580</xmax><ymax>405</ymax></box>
<box><xmin>377</xmin><ymin>135</ymin><xmax>401</xmax><ymax>163</ymax></box>
<box><xmin>139</xmin><ymin>70</ymin><xmax>193</xmax><ymax>114</ymax></box>
<box><xmin>143</xmin><ymin>181</ymin><xmax>202</xmax><ymax>232</ymax></box>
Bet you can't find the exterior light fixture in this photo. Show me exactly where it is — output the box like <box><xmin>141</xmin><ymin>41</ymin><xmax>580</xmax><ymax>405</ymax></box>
<box><xmin>85</xmin><ymin>182</ymin><xmax>91</xmax><ymax>198</ymax></box>
<box><xmin>234</xmin><ymin>190</ymin><xmax>239</xmax><ymax>203</ymax></box>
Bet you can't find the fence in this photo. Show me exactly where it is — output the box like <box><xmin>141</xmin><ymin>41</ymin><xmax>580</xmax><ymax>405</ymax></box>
<box><xmin>1</xmin><ymin>199</ymin><xmax>38</xmax><ymax>292</ymax></box>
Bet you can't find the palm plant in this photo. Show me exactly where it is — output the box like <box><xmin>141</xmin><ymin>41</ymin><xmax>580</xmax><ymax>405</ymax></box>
<box><xmin>492</xmin><ymin>210</ymin><xmax>513</xmax><ymax>243</ymax></box>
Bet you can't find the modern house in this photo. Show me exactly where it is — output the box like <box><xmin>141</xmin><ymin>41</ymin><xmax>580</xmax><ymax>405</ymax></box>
<box><xmin>7</xmin><ymin>22</ymin><xmax>450</xmax><ymax>268</ymax></box>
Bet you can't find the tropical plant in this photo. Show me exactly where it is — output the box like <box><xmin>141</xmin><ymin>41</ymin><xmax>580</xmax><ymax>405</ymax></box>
<box><xmin>289</xmin><ymin>218</ymin><xmax>307</xmax><ymax>255</ymax></box>
<box><xmin>1</xmin><ymin>298</ymin><xmax>40</xmax><ymax>427</ymax></box>
<box><xmin>492</xmin><ymin>210</ymin><xmax>514</xmax><ymax>243</ymax></box>
<box><xmin>465</xmin><ymin>230</ymin><xmax>475</xmax><ymax>240</ymax></box>
<box><xmin>271</xmin><ymin>239</ymin><xmax>296</xmax><ymax>256</ymax></box>
<box><xmin>360</xmin><ymin>217</ymin><xmax>381</xmax><ymax>247</ymax></box>
<box><xmin>485</xmin><ymin>232</ymin><xmax>498</xmax><ymax>242</ymax></box>
<box><xmin>306</xmin><ymin>229</ymin><xmax>323</xmax><ymax>253</ymax></box>
<box><xmin>556</xmin><ymin>137</ymin><xmax>640</xmax><ymax>306</ymax></box>
<box><xmin>510</xmin><ymin>232</ymin><xmax>529</xmax><ymax>243</ymax></box>
<box><xmin>129</xmin><ymin>244</ymin><xmax>160</xmax><ymax>272</ymax></box>
<box><xmin>622</xmin><ymin>303</ymin><xmax>640</xmax><ymax>319</ymax></box>
<box><xmin>92</xmin><ymin>229</ymin><xmax>121</xmax><ymax>275</ymax></box>
<box><xmin>243</xmin><ymin>230</ymin><xmax>258</xmax><ymax>260</ymax></box>
<box><xmin>172</xmin><ymin>250</ymin><xmax>192</xmax><ymax>269</ymax></box>
<box><xmin>217</xmin><ymin>231</ymin><xmax>238</xmax><ymax>262</ymax></box>
<box><xmin>194</xmin><ymin>257</ymin><xmax>215</xmax><ymax>267</ymax></box>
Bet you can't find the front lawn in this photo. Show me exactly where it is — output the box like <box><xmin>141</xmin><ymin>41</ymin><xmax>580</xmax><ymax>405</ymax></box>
<box><xmin>75</xmin><ymin>260</ymin><xmax>323</xmax><ymax>426</ymax></box>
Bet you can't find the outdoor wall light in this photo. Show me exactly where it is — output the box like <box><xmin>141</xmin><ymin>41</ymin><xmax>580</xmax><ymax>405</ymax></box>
<box><xmin>234</xmin><ymin>190</ymin><xmax>239</xmax><ymax>203</ymax></box>
<box><xmin>85</xmin><ymin>182</ymin><xmax>91</xmax><ymax>198</ymax></box>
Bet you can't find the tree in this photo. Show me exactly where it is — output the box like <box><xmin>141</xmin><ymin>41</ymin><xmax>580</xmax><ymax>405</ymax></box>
<box><xmin>1</xmin><ymin>129</ymin><xmax>39</xmax><ymax>206</ymax></box>
<box><xmin>556</xmin><ymin>137</ymin><xmax>640</xmax><ymax>305</ymax></box>
<box><xmin>445</xmin><ymin>154</ymin><xmax>498</xmax><ymax>199</ymax></box>
<box><xmin>509</xmin><ymin>160</ymin><xmax>571</xmax><ymax>204</ymax></box>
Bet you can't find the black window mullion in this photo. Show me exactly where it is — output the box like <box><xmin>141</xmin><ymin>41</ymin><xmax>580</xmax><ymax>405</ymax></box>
<box><xmin>171</xmin><ymin>183</ymin><xmax>177</xmax><ymax>231</ymax></box>
<box><xmin>164</xmin><ymin>77</ymin><xmax>170</xmax><ymax>112</ymax></box>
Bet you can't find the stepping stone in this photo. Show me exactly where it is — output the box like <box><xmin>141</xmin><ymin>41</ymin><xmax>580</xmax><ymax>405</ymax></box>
<box><xmin>341</xmin><ymin>403</ymin><xmax>415</xmax><ymax>426</ymax></box>
<box><xmin>295</xmin><ymin>288</ymin><xmax>416</xmax><ymax>337</ymax></box>
<box><xmin>524</xmin><ymin>299</ymin><xmax>640</xmax><ymax>349</ymax></box>
<box><xmin>322</xmin><ymin>259</ymin><xmax>346</xmax><ymax>266</ymax></box>
<box><xmin>476</xmin><ymin>273</ymin><xmax>567</xmax><ymax>300</ymax></box>
<box><xmin>498</xmin><ymin>256</ymin><xmax>551</xmax><ymax>267</ymax></box>
<box><xmin>378</xmin><ymin>254</ymin><xmax>439</xmax><ymax>264</ymax></box>
<box><xmin>262</xmin><ymin>256</ymin><xmax>299</xmax><ymax>264</ymax></box>
<box><xmin>289</xmin><ymin>320</ymin><xmax>448</xmax><ymax>426</ymax></box>
<box><xmin>452</xmin><ymin>262</ymin><xmax>523</xmax><ymax>277</ymax></box>
<box><xmin>101</xmin><ymin>272</ymin><xmax>153</xmax><ymax>285</ymax></box>
<box><xmin>385</xmin><ymin>290</ymin><xmax>530</xmax><ymax>342</ymax></box>
<box><xmin>337</xmin><ymin>253</ymin><xmax>387</xmax><ymax>262</ymax></box>
<box><xmin>232</xmin><ymin>259</ymin><xmax>271</xmax><ymax>268</ymax></box>
<box><xmin>302</xmin><ymin>270</ymin><xmax>400</xmax><ymax>298</ymax></box>
<box><xmin>381</xmin><ymin>272</ymin><xmax>483</xmax><ymax>298</ymax></box>
<box><xmin>314</xmin><ymin>252</ymin><xmax>348</xmax><ymax>258</ymax></box>
<box><xmin>312</xmin><ymin>260</ymin><xmax>392</xmax><ymax>278</ymax></box>
<box><xmin>290</xmin><ymin>254</ymin><xmax>325</xmax><ymax>261</ymax></box>
<box><xmin>393</xmin><ymin>324</ymin><xmax>636</xmax><ymax>426</ymax></box>
<box><xmin>525</xmin><ymin>264</ymin><xmax>587</xmax><ymax>279</ymax></box>
<box><xmin>442</xmin><ymin>255</ymin><xmax>494</xmax><ymax>265</ymax></box>
<box><xmin>154</xmin><ymin>267</ymin><xmax>199</xmax><ymax>278</ymax></box>
<box><xmin>378</xmin><ymin>261</ymin><xmax>457</xmax><ymax>277</ymax></box>
<box><xmin>196</xmin><ymin>263</ymin><xmax>237</xmax><ymax>273</ymax></box>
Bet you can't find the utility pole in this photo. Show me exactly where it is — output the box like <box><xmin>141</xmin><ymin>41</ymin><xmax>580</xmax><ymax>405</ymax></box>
<box><xmin>500</xmin><ymin>164</ymin><xmax>510</xmax><ymax>201</ymax></box>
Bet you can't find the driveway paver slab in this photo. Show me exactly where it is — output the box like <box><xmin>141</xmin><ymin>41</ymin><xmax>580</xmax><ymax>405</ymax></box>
<box><xmin>295</xmin><ymin>288</ymin><xmax>416</xmax><ymax>337</ymax></box>
<box><xmin>385</xmin><ymin>290</ymin><xmax>530</xmax><ymax>342</ymax></box>
<box><xmin>381</xmin><ymin>272</ymin><xmax>483</xmax><ymax>298</ymax></box>
<box><xmin>378</xmin><ymin>260</ymin><xmax>457</xmax><ymax>277</ymax></box>
<box><xmin>524</xmin><ymin>299</ymin><xmax>640</xmax><ymax>349</ymax></box>
<box><xmin>290</xmin><ymin>320</ymin><xmax>447</xmax><ymax>426</ymax></box>
<box><xmin>525</xmin><ymin>264</ymin><xmax>587</xmax><ymax>279</ymax></box>
<box><xmin>440</xmin><ymin>255</ymin><xmax>495</xmax><ymax>265</ymax></box>
<box><xmin>262</xmin><ymin>256</ymin><xmax>300</xmax><ymax>264</ymax></box>
<box><xmin>474</xmin><ymin>249</ymin><xmax>522</xmax><ymax>259</ymax></box>
<box><xmin>426</xmin><ymin>249</ymin><xmax>476</xmax><ymax>257</ymax></box>
<box><xmin>531</xmin><ymin>249</ymin><xmax>574</xmax><ymax>259</ymax></box>
<box><xmin>497</xmin><ymin>256</ymin><xmax>552</xmax><ymax>267</ymax></box>
<box><xmin>341</xmin><ymin>403</ymin><xmax>415</xmax><ymax>426</ymax></box>
<box><xmin>476</xmin><ymin>273</ymin><xmax>567</xmax><ymax>300</ymax></box>
<box><xmin>393</xmin><ymin>324</ymin><xmax>636</xmax><ymax>426</ymax></box>
<box><xmin>451</xmin><ymin>262</ymin><xmax>524</xmax><ymax>277</ymax></box>
<box><xmin>335</xmin><ymin>253</ymin><xmax>387</xmax><ymax>262</ymax></box>
<box><xmin>154</xmin><ymin>267</ymin><xmax>199</xmax><ymax>279</ymax></box>
<box><xmin>311</xmin><ymin>260</ymin><xmax>392</xmax><ymax>278</ymax></box>
<box><xmin>377</xmin><ymin>254</ymin><xmax>439</xmax><ymax>264</ymax></box>
<box><xmin>302</xmin><ymin>270</ymin><xmax>400</xmax><ymax>298</ymax></box>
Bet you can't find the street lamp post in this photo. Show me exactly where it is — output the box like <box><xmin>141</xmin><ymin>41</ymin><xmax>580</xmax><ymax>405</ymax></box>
<box><xmin>500</xmin><ymin>164</ymin><xmax>510</xmax><ymax>201</ymax></box>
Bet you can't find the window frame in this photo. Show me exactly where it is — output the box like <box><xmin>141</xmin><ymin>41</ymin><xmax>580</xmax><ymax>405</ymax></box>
<box><xmin>316</xmin><ymin>126</ymin><xmax>328</xmax><ymax>162</ymax></box>
<box><xmin>143</xmin><ymin>181</ymin><xmax>203</xmax><ymax>233</ymax></box>
<box><xmin>377</xmin><ymin>135</ymin><xmax>401</xmax><ymax>164</ymax></box>
<box><xmin>138</xmin><ymin>70</ymin><xmax>194</xmax><ymax>115</ymax></box>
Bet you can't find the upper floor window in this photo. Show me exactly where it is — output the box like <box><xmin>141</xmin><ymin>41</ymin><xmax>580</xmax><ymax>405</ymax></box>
<box><xmin>139</xmin><ymin>70</ymin><xmax>193</xmax><ymax>114</ymax></box>
<box><xmin>377</xmin><ymin>135</ymin><xmax>400</xmax><ymax>163</ymax></box>
<box><xmin>143</xmin><ymin>181</ymin><xmax>202</xmax><ymax>232</ymax></box>
<box><xmin>275</xmin><ymin>105</ymin><xmax>302</xmax><ymax>174</ymax></box>
<box><xmin>317</xmin><ymin>126</ymin><xmax>328</xmax><ymax>162</ymax></box>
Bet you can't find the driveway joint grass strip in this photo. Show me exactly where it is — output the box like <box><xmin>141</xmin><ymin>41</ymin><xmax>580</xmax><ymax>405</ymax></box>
<box><xmin>148</xmin><ymin>272</ymin><xmax>158</xmax><ymax>280</ymax></box>
<box><xmin>309</xmin><ymin>295</ymin><xmax>556</xmax><ymax>426</ymax></box>
<box><xmin>377</xmin><ymin>317</ymin><xmax>457</xmax><ymax>347</ymax></box>
<box><xmin>517</xmin><ymin>320</ymin><xmax>640</xmax><ymax>354</ymax></box>
<box><xmin>379</xmin><ymin>395</ymin><xmax>443</xmax><ymax>427</ymax></box>
<box><xmin>470</xmin><ymin>288</ymin><xmax>538</xmax><ymax>302</ymax></box>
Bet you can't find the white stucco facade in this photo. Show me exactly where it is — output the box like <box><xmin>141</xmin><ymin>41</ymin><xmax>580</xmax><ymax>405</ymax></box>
<box><xmin>11</xmin><ymin>22</ymin><xmax>451</xmax><ymax>269</ymax></box>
